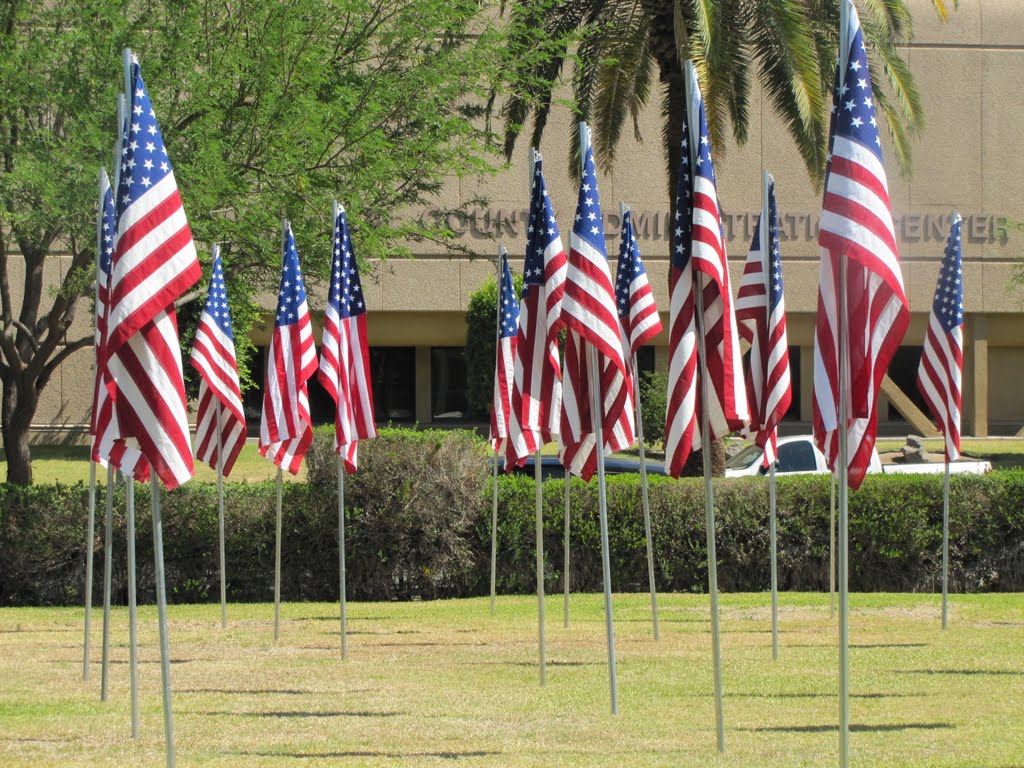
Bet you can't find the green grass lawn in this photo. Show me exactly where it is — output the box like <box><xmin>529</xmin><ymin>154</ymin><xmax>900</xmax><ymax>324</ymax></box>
<box><xmin>1</xmin><ymin>443</ymin><xmax>301</xmax><ymax>485</ymax></box>
<box><xmin>1</xmin><ymin>593</ymin><xmax>1022</xmax><ymax>766</ymax></box>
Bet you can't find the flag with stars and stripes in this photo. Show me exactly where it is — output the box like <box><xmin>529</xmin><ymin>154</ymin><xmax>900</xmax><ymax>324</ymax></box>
<box><xmin>318</xmin><ymin>205</ymin><xmax>377</xmax><ymax>473</ymax></box>
<box><xmin>664</xmin><ymin>62</ymin><xmax>748</xmax><ymax>479</ymax></box>
<box><xmin>106</xmin><ymin>56</ymin><xmax>201</xmax><ymax>489</ymax></box>
<box><xmin>260</xmin><ymin>223</ymin><xmax>318</xmax><ymax>475</ymax></box>
<box><xmin>558</xmin><ymin>125</ymin><xmax>634</xmax><ymax>481</ymax></box>
<box><xmin>917</xmin><ymin>215</ymin><xmax>964</xmax><ymax>463</ymax></box>
<box><xmin>190</xmin><ymin>250</ymin><xmax>247</xmax><ymax>476</ymax></box>
<box><xmin>736</xmin><ymin>177</ymin><xmax>792</xmax><ymax>466</ymax></box>
<box><xmin>615</xmin><ymin>208</ymin><xmax>662</xmax><ymax>361</ymax></box>
<box><xmin>490</xmin><ymin>249</ymin><xmax>519</xmax><ymax>457</ymax></box>
<box><xmin>507</xmin><ymin>154</ymin><xmax>566</xmax><ymax>465</ymax></box>
<box><xmin>90</xmin><ymin>167</ymin><xmax>145</xmax><ymax>477</ymax></box>
<box><xmin>813</xmin><ymin>0</ymin><xmax>909</xmax><ymax>490</ymax></box>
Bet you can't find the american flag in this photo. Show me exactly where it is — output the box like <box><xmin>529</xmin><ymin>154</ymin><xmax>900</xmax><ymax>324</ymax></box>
<box><xmin>615</xmin><ymin>208</ymin><xmax>662</xmax><ymax>360</ymax></box>
<box><xmin>664</xmin><ymin>63</ymin><xmax>748</xmax><ymax>478</ymax></box>
<box><xmin>813</xmin><ymin>2</ymin><xmax>909</xmax><ymax>490</ymax></box>
<box><xmin>190</xmin><ymin>249</ymin><xmax>247</xmax><ymax>476</ymax></box>
<box><xmin>490</xmin><ymin>249</ymin><xmax>519</xmax><ymax>456</ymax></box>
<box><xmin>507</xmin><ymin>154</ymin><xmax>566</xmax><ymax>465</ymax></box>
<box><xmin>318</xmin><ymin>205</ymin><xmax>377</xmax><ymax>473</ymax></box>
<box><xmin>558</xmin><ymin>125</ymin><xmax>634</xmax><ymax>481</ymax></box>
<box><xmin>107</xmin><ymin>57</ymin><xmax>201</xmax><ymax>490</ymax></box>
<box><xmin>917</xmin><ymin>215</ymin><xmax>963</xmax><ymax>462</ymax></box>
<box><xmin>259</xmin><ymin>223</ymin><xmax>318</xmax><ymax>475</ymax></box>
<box><xmin>736</xmin><ymin>177</ymin><xmax>792</xmax><ymax>466</ymax></box>
<box><xmin>90</xmin><ymin>167</ymin><xmax>145</xmax><ymax>477</ymax></box>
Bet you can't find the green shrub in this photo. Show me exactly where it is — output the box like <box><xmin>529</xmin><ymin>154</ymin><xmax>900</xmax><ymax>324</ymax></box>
<box><xmin>2</xmin><ymin>438</ymin><xmax>1023</xmax><ymax>606</ymax></box>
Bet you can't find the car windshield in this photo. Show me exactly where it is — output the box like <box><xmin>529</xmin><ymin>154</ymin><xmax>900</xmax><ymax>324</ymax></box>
<box><xmin>726</xmin><ymin>444</ymin><xmax>764</xmax><ymax>470</ymax></box>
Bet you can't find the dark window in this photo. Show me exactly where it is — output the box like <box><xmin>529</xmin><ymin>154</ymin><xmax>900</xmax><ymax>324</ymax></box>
<box><xmin>887</xmin><ymin>345</ymin><xmax>927</xmax><ymax>414</ymax></box>
<box><xmin>431</xmin><ymin>347</ymin><xmax>468</xmax><ymax>421</ymax></box>
<box><xmin>785</xmin><ymin>345</ymin><xmax>801</xmax><ymax>420</ymax></box>
<box><xmin>776</xmin><ymin>440</ymin><xmax>816</xmax><ymax>473</ymax></box>
<box><xmin>635</xmin><ymin>346</ymin><xmax>656</xmax><ymax>379</ymax></box>
<box><xmin>371</xmin><ymin>347</ymin><xmax>415</xmax><ymax>422</ymax></box>
<box><xmin>241</xmin><ymin>346</ymin><xmax>266</xmax><ymax>430</ymax></box>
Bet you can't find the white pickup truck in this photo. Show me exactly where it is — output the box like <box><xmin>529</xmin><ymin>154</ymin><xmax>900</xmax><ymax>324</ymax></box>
<box><xmin>724</xmin><ymin>435</ymin><xmax>992</xmax><ymax>478</ymax></box>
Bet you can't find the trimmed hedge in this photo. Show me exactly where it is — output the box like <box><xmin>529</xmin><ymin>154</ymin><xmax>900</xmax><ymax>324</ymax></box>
<box><xmin>1</xmin><ymin>432</ymin><xmax>1023</xmax><ymax>606</ymax></box>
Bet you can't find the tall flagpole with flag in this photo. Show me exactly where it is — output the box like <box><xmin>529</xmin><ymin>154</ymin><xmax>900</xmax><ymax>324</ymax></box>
<box><xmin>560</xmin><ymin>122</ymin><xmax>636</xmax><ymax>714</ymax></box>
<box><xmin>190</xmin><ymin>243</ymin><xmax>246</xmax><ymax>629</ymax></box>
<box><xmin>318</xmin><ymin>201</ymin><xmax>377</xmax><ymax>658</ymax></box>
<box><xmin>736</xmin><ymin>172</ymin><xmax>792</xmax><ymax>659</ymax></box>
<box><xmin>916</xmin><ymin>213</ymin><xmax>963</xmax><ymax>630</ymax></box>
<box><xmin>507</xmin><ymin>148</ymin><xmax>566</xmax><ymax>676</ymax></box>
<box><xmin>107</xmin><ymin>49</ymin><xmax>203</xmax><ymax>767</ymax></box>
<box><xmin>488</xmin><ymin>245</ymin><xmax>518</xmax><ymax>617</ymax></box>
<box><xmin>260</xmin><ymin>221</ymin><xmax>318</xmax><ymax>641</ymax></box>
<box><xmin>666</xmin><ymin>62</ymin><xmax>749</xmax><ymax>752</ymax></box>
<box><xmin>813</xmin><ymin>4</ymin><xmax>910</xmax><ymax>764</ymax></box>
<box><xmin>614</xmin><ymin>205</ymin><xmax>663</xmax><ymax>638</ymax></box>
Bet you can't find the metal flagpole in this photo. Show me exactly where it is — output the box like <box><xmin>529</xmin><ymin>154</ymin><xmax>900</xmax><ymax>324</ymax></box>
<box><xmin>694</xmin><ymin>280</ymin><xmax>725</xmax><ymax>751</ymax></box>
<box><xmin>769</xmin><ymin>462</ymin><xmax>779</xmax><ymax>660</ymax></box>
<box><xmin>490</xmin><ymin>244</ymin><xmax>503</xmax><ymax>617</ymax></box>
<box><xmin>563</xmin><ymin>469</ymin><xmax>570</xmax><ymax>628</ymax></box>
<box><xmin>591</xmin><ymin>346</ymin><xmax>618</xmax><ymax>715</ymax></box>
<box><xmin>211</xmin><ymin>241</ymin><xmax>228</xmax><ymax>630</ymax></box>
<box><xmin>102</xmin><ymin>91</ymin><xmax>126</xmax><ymax>702</ymax></box>
<box><xmin>830</xmin><ymin>471</ymin><xmax>836</xmax><ymax>618</ymax></box>
<box><xmin>83</xmin><ymin>163</ymin><xmax>108</xmax><ymax>680</ymax></box>
<box><xmin>761</xmin><ymin>171</ymin><xmax>778</xmax><ymax>660</ymax></box>
<box><xmin>633</xmin><ymin>351</ymin><xmax>659</xmax><ymax>640</ymax></box>
<box><xmin>942</xmin><ymin>461</ymin><xmax>950</xmax><ymax>629</ymax></box>
<box><xmin>684</xmin><ymin>67</ymin><xmax>725</xmax><ymax>751</ymax></box>
<box><xmin>126</xmin><ymin>477</ymin><xmax>139</xmax><ymax>738</ymax></box>
<box><xmin>274</xmin><ymin>218</ymin><xmax>286</xmax><ymax>642</ymax></box>
<box><xmin>581</xmin><ymin>121</ymin><xmax>618</xmax><ymax>715</ymax></box>
<box><xmin>838</xmin><ymin>5</ymin><xmax>852</xmax><ymax>765</ymax></box>
<box><xmin>151</xmin><ymin>474</ymin><xmax>176</xmax><ymax>768</ymax></box>
<box><xmin>534</xmin><ymin>448</ymin><xmax>546</xmax><ymax>686</ymax></box>
<box><xmin>84</xmin><ymin>460</ymin><xmax>96</xmax><ymax>679</ymax></box>
<box><xmin>100</xmin><ymin>465</ymin><xmax>114</xmax><ymax>701</ymax></box>
<box><xmin>274</xmin><ymin>465</ymin><xmax>283</xmax><ymax>640</ymax></box>
<box><xmin>338</xmin><ymin>471</ymin><xmax>351</xmax><ymax>648</ymax></box>
<box><xmin>216</xmin><ymin>398</ymin><xmax>227</xmax><ymax>628</ymax></box>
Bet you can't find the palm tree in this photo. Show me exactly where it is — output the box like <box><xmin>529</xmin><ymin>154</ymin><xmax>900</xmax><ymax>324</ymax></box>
<box><xmin>499</xmin><ymin>0</ymin><xmax>957</xmax><ymax>196</ymax></box>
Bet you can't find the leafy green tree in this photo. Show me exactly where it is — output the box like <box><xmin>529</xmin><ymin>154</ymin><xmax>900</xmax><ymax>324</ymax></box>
<box><xmin>465</xmin><ymin>270</ymin><xmax>525</xmax><ymax>419</ymax></box>
<box><xmin>0</xmin><ymin>0</ymin><xmax>509</xmax><ymax>483</ymax></box>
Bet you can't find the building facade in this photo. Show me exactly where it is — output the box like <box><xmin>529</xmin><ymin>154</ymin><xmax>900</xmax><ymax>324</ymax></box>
<box><xmin>24</xmin><ymin>0</ymin><xmax>1024</xmax><ymax>441</ymax></box>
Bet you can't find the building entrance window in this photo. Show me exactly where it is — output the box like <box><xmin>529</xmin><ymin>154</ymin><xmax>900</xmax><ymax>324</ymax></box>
<box><xmin>431</xmin><ymin>347</ymin><xmax>469</xmax><ymax>421</ymax></box>
<box><xmin>371</xmin><ymin>347</ymin><xmax>415</xmax><ymax>422</ymax></box>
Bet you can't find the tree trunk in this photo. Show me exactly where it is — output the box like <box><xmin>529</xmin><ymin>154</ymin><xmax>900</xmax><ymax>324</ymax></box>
<box><xmin>2</xmin><ymin>375</ymin><xmax>38</xmax><ymax>485</ymax></box>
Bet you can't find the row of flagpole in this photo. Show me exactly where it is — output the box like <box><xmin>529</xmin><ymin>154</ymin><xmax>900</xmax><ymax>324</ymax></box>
<box><xmin>80</xmin><ymin>5</ymin><xmax>967</xmax><ymax>762</ymax></box>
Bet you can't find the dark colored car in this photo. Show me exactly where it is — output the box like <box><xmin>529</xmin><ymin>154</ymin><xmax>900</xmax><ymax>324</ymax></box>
<box><xmin>492</xmin><ymin>454</ymin><xmax>666</xmax><ymax>480</ymax></box>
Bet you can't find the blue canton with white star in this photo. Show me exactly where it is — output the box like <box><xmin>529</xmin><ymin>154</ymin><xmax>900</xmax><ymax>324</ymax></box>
<box><xmin>573</xmin><ymin>142</ymin><xmax>606</xmax><ymax>258</ymax></box>
<box><xmin>499</xmin><ymin>252</ymin><xmax>519</xmax><ymax>340</ymax></box>
<box><xmin>101</xmin><ymin>178</ymin><xmax>115</xmax><ymax>276</ymax></box>
<box><xmin>765</xmin><ymin>180</ymin><xmax>784</xmax><ymax>313</ymax></box>
<box><xmin>329</xmin><ymin>209</ymin><xmax>365</xmax><ymax>320</ymax></box>
<box><xmin>933</xmin><ymin>217</ymin><xmax>963</xmax><ymax>333</ymax></box>
<box><xmin>832</xmin><ymin>18</ymin><xmax>883</xmax><ymax>162</ymax></box>
<box><xmin>522</xmin><ymin>157</ymin><xmax>560</xmax><ymax>296</ymax></box>
<box><xmin>203</xmin><ymin>252</ymin><xmax>234</xmax><ymax>340</ymax></box>
<box><xmin>275</xmin><ymin>226</ymin><xmax>308</xmax><ymax>328</ymax></box>
<box><xmin>672</xmin><ymin>104</ymin><xmax>694</xmax><ymax>271</ymax></box>
<box><xmin>615</xmin><ymin>210</ymin><xmax>646</xmax><ymax>321</ymax></box>
<box><xmin>116</xmin><ymin>61</ymin><xmax>174</xmax><ymax>215</ymax></box>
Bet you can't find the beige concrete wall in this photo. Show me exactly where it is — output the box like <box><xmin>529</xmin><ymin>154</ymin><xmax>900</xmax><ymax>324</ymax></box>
<box><xmin>23</xmin><ymin>0</ymin><xmax>1024</xmax><ymax>437</ymax></box>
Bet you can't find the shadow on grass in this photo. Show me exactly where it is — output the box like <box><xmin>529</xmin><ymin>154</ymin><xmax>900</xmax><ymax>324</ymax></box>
<box><xmin>235</xmin><ymin>750</ymin><xmax>499</xmax><ymax>760</ymax></box>
<box><xmin>850</xmin><ymin>643</ymin><xmax>929</xmax><ymax>649</ymax></box>
<box><xmin>896</xmin><ymin>669</ymin><xmax>1023</xmax><ymax>676</ymax></box>
<box><xmin>741</xmin><ymin>723</ymin><xmax>953</xmax><ymax>733</ymax></box>
<box><xmin>178</xmin><ymin>688</ymin><xmax>312</xmax><ymax>696</ymax></box>
<box><xmin>734</xmin><ymin>692</ymin><xmax>923</xmax><ymax>700</ymax></box>
<box><xmin>195</xmin><ymin>710</ymin><xmax>404</xmax><ymax>718</ymax></box>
